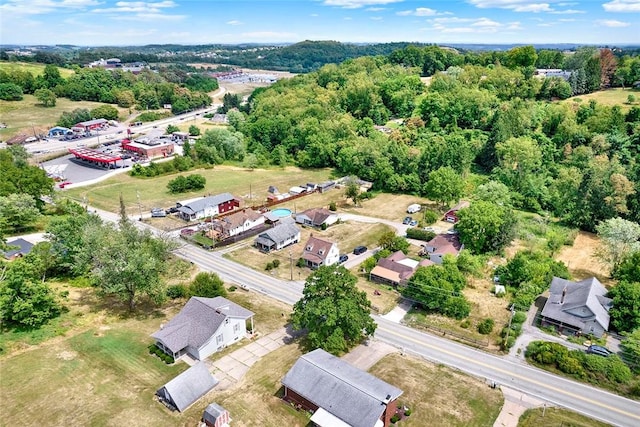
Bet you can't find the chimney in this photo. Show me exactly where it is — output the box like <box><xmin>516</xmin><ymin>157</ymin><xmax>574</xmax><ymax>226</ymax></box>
<box><xmin>561</xmin><ymin>286</ymin><xmax>567</xmax><ymax>304</ymax></box>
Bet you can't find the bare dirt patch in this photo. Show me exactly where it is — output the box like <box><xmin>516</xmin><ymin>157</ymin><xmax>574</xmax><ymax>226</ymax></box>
<box><xmin>343</xmin><ymin>193</ymin><xmax>437</xmax><ymax>222</ymax></box>
<box><xmin>555</xmin><ymin>231</ymin><xmax>612</xmax><ymax>285</ymax></box>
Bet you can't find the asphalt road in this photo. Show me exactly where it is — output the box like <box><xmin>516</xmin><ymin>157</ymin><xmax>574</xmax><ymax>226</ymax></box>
<box><xmin>89</xmin><ymin>208</ymin><xmax>640</xmax><ymax>427</ymax></box>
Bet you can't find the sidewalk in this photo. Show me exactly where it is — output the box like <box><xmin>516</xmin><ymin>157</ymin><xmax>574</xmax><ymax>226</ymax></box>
<box><xmin>493</xmin><ymin>387</ymin><xmax>546</xmax><ymax>427</ymax></box>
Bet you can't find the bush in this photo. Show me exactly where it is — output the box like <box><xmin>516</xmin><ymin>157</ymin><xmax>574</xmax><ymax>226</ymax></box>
<box><xmin>189</xmin><ymin>272</ymin><xmax>227</xmax><ymax>298</ymax></box>
<box><xmin>512</xmin><ymin>311</ymin><xmax>527</xmax><ymax>324</ymax></box>
<box><xmin>166</xmin><ymin>124</ymin><xmax>179</xmax><ymax>134</ymax></box>
<box><xmin>422</xmin><ymin>210</ymin><xmax>439</xmax><ymax>225</ymax></box>
<box><xmin>406</xmin><ymin>228</ymin><xmax>436</xmax><ymax>241</ymax></box>
<box><xmin>166</xmin><ymin>284</ymin><xmax>188</xmax><ymax>299</ymax></box>
<box><xmin>228</xmin><ymin>286</ymin><xmax>237</xmax><ymax>292</ymax></box>
<box><xmin>329</xmin><ymin>201</ymin><xmax>337</xmax><ymax>211</ymax></box>
<box><xmin>272</xmin><ymin>259</ymin><xmax>280</xmax><ymax>268</ymax></box>
<box><xmin>167</xmin><ymin>174</ymin><xmax>206</xmax><ymax>193</ymax></box>
<box><xmin>478</xmin><ymin>318</ymin><xmax>495</xmax><ymax>335</ymax></box>
<box><xmin>404</xmin><ymin>408</ymin><xmax>412</xmax><ymax>416</ymax></box>
<box><xmin>296</xmin><ymin>258</ymin><xmax>305</xmax><ymax>268</ymax></box>
<box><xmin>390</xmin><ymin>414</ymin><xmax>400</xmax><ymax>424</ymax></box>
<box><xmin>460</xmin><ymin>319</ymin><xmax>471</xmax><ymax>329</ymax></box>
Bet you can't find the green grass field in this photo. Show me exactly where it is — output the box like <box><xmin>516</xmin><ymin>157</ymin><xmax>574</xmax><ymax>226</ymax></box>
<box><xmin>519</xmin><ymin>407</ymin><xmax>611</xmax><ymax>427</ymax></box>
<box><xmin>564</xmin><ymin>87</ymin><xmax>639</xmax><ymax>112</ymax></box>
<box><xmin>0</xmin><ymin>61</ymin><xmax>75</xmax><ymax>78</ymax></box>
<box><xmin>65</xmin><ymin>165</ymin><xmax>334</xmax><ymax>215</ymax></box>
<box><xmin>0</xmin><ymin>95</ymin><xmax>130</xmax><ymax>140</ymax></box>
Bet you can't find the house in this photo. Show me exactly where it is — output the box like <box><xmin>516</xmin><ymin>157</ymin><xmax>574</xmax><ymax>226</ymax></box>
<box><xmin>212</xmin><ymin>209</ymin><xmax>265</xmax><ymax>239</ymax></box>
<box><xmin>301</xmin><ymin>236</ymin><xmax>339</xmax><ymax>269</ymax></box>
<box><xmin>540</xmin><ymin>277</ymin><xmax>612</xmax><ymax>338</ymax></box>
<box><xmin>176</xmin><ymin>193</ymin><xmax>240</xmax><ymax>221</ymax></box>
<box><xmin>73</xmin><ymin>118</ymin><xmax>108</xmax><ymax>132</ymax></box>
<box><xmin>3</xmin><ymin>238</ymin><xmax>34</xmax><ymax>260</ymax></box>
<box><xmin>211</xmin><ymin>113</ymin><xmax>228</xmax><ymax>124</ymax></box>
<box><xmin>203</xmin><ymin>403</ymin><xmax>231</xmax><ymax>427</ymax></box>
<box><xmin>370</xmin><ymin>251</ymin><xmax>434</xmax><ymax>287</ymax></box>
<box><xmin>422</xmin><ymin>234</ymin><xmax>464</xmax><ymax>264</ymax></box>
<box><xmin>443</xmin><ymin>201</ymin><xmax>470</xmax><ymax>223</ymax></box>
<box><xmin>282</xmin><ymin>349</ymin><xmax>403</xmax><ymax>427</ymax></box>
<box><xmin>318</xmin><ymin>181</ymin><xmax>336</xmax><ymax>193</ymax></box>
<box><xmin>151</xmin><ymin>296</ymin><xmax>254</xmax><ymax>361</ymax></box>
<box><xmin>295</xmin><ymin>208</ymin><xmax>338</xmax><ymax>228</ymax></box>
<box><xmin>254</xmin><ymin>222</ymin><xmax>300</xmax><ymax>252</ymax></box>
<box><xmin>156</xmin><ymin>362</ymin><xmax>217</xmax><ymax>412</ymax></box>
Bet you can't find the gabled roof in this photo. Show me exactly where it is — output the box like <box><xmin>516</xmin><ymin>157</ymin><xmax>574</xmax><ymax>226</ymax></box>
<box><xmin>151</xmin><ymin>297</ymin><xmax>254</xmax><ymax>354</ymax></box>
<box><xmin>203</xmin><ymin>402</ymin><xmax>230</xmax><ymax>425</ymax></box>
<box><xmin>178</xmin><ymin>193</ymin><xmax>237</xmax><ymax>216</ymax></box>
<box><xmin>426</xmin><ymin>234</ymin><xmax>463</xmax><ymax>255</ymax></box>
<box><xmin>541</xmin><ymin>277</ymin><xmax>612</xmax><ymax>331</ymax></box>
<box><xmin>255</xmin><ymin>222</ymin><xmax>300</xmax><ymax>246</ymax></box>
<box><xmin>158</xmin><ymin>362</ymin><xmax>217</xmax><ymax>412</ymax></box>
<box><xmin>296</xmin><ymin>208</ymin><xmax>335</xmax><ymax>226</ymax></box>
<box><xmin>302</xmin><ymin>236</ymin><xmax>336</xmax><ymax>263</ymax></box>
<box><xmin>217</xmin><ymin>209</ymin><xmax>262</xmax><ymax>231</ymax></box>
<box><xmin>282</xmin><ymin>349</ymin><xmax>403</xmax><ymax>427</ymax></box>
<box><xmin>3</xmin><ymin>238</ymin><xmax>34</xmax><ymax>259</ymax></box>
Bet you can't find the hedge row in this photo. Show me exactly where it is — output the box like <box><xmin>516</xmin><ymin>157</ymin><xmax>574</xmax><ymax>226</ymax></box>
<box><xmin>148</xmin><ymin>344</ymin><xmax>175</xmax><ymax>364</ymax></box>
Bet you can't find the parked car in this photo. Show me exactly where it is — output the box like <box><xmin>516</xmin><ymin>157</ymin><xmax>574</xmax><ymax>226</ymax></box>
<box><xmin>407</xmin><ymin>203</ymin><xmax>421</xmax><ymax>214</ymax></box>
<box><xmin>586</xmin><ymin>345</ymin><xmax>611</xmax><ymax>357</ymax></box>
<box><xmin>402</xmin><ymin>216</ymin><xmax>412</xmax><ymax>225</ymax></box>
<box><xmin>409</xmin><ymin>220</ymin><xmax>419</xmax><ymax>227</ymax></box>
<box><xmin>151</xmin><ymin>208</ymin><xmax>166</xmax><ymax>218</ymax></box>
<box><xmin>165</xmin><ymin>206</ymin><xmax>179</xmax><ymax>214</ymax></box>
<box><xmin>338</xmin><ymin>254</ymin><xmax>348</xmax><ymax>264</ymax></box>
<box><xmin>353</xmin><ymin>245</ymin><xmax>368</xmax><ymax>255</ymax></box>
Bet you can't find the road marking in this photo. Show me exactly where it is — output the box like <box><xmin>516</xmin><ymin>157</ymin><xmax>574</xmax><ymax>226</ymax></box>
<box><xmin>378</xmin><ymin>324</ymin><xmax>640</xmax><ymax>421</ymax></box>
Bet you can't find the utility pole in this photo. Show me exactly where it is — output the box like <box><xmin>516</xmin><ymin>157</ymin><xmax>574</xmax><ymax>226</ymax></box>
<box><xmin>505</xmin><ymin>304</ymin><xmax>516</xmax><ymax>350</ymax></box>
<box><xmin>136</xmin><ymin>190</ymin><xmax>142</xmax><ymax>220</ymax></box>
<box><xmin>289</xmin><ymin>250</ymin><xmax>293</xmax><ymax>281</ymax></box>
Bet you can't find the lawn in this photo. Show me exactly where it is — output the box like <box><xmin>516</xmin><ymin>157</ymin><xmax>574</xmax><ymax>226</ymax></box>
<box><xmin>370</xmin><ymin>353</ymin><xmax>503</xmax><ymax>427</ymax></box>
<box><xmin>0</xmin><ymin>95</ymin><xmax>130</xmax><ymax>140</ymax></box>
<box><xmin>64</xmin><ymin>165</ymin><xmax>334</xmax><ymax>215</ymax></box>
<box><xmin>519</xmin><ymin>407</ymin><xmax>612</xmax><ymax>427</ymax></box>
<box><xmin>0</xmin><ymin>61</ymin><xmax>75</xmax><ymax>78</ymax></box>
<box><xmin>342</xmin><ymin>192</ymin><xmax>437</xmax><ymax>222</ymax></box>
<box><xmin>563</xmin><ymin>88</ymin><xmax>638</xmax><ymax>112</ymax></box>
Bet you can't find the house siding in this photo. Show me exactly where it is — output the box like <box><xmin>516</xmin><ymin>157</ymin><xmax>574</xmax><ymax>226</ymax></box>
<box><xmin>195</xmin><ymin>317</ymin><xmax>247</xmax><ymax>360</ymax></box>
<box><xmin>284</xmin><ymin>387</ymin><xmax>319</xmax><ymax>413</ymax></box>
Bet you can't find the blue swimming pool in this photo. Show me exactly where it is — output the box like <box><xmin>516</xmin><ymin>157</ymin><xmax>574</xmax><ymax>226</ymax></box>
<box><xmin>271</xmin><ymin>208</ymin><xmax>292</xmax><ymax>218</ymax></box>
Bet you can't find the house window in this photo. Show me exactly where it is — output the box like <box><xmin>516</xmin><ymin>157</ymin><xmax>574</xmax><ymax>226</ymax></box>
<box><xmin>234</xmin><ymin>323</ymin><xmax>240</xmax><ymax>333</ymax></box>
<box><xmin>216</xmin><ymin>334</ymin><xmax>223</xmax><ymax>344</ymax></box>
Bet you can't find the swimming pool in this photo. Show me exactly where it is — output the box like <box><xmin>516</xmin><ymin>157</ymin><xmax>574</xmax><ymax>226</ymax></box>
<box><xmin>271</xmin><ymin>208</ymin><xmax>292</xmax><ymax>218</ymax></box>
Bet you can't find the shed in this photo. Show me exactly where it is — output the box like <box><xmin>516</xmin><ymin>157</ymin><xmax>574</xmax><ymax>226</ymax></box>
<box><xmin>156</xmin><ymin>362</ymin><xmax>217</xmax><ymax>412</ymax></box>
<box><xmin>3</xmin><ymin>238</ymin><xmax>34</xmax><ymax>260</ymax></box>
<box><xmin>203</xmin><ymin>403</ymin><xmax>231</xmax><ymax>427</ymax></box>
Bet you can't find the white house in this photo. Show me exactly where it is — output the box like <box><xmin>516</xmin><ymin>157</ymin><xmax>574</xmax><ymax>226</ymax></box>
<box><xmin>254</xmin><ymin>221</ymin><xmax>301</xmax><ymax>252</ymax></box>
<box><xmin>295</xmin><ymin>207</ymin><xmax>338</xmax><ymax>228</ymax></box>
<box><xmin>176</xmin><ymin>193</ymin><xmax>240</xmax><ymax>222</ymax></box>
<box><xmin>213</xmin><ymin>209</ymin><xmax>265</xmax><ymax>238</ymax></box>
<box><xmin>151</xmin><ymin>296</ymin><xmax>254</xmax><ymax>361</ymax></box>
<box><xmin>301</xmin><ymin>236</ymin><xmax>339</xmax><ymax>269</ymax></box>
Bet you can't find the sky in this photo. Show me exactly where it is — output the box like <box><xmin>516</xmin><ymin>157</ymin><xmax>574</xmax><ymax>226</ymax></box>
<box><xmin>0</xmin><ymin>0</ymin><xmax>639</xmax><ymax>46</ymax></box>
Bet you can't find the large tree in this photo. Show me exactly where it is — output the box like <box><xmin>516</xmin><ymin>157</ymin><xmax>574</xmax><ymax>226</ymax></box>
<box><xmin>291</xmin><ymin>265</ymin><xmax>376</xmax><ymax>355</ymax></box>
<box><xmin>608</xmin><ymin>281</ymin><xmax>640</xmax><ymax>333</ymax></box>
<box><xmin>0</xmin><ymin>193</ymin><xmax>40</xmax><ymax>233</ymax></box>
<box><xmin>455</xmin><ymin>201</ymin><xmax>516</xmax><ymax>254</ymax></box>
<box><xmin>596</xmin><ymin>217</ymin><xmax>640</xmax><ymax>274</ymax></box>
<box><xmin>424</xmin><ymin>166</ymin><xmax>464</xmax><ymax>207</ymax></box>
<box><xmin>34</xmin><ymin>88</ymin><xmax>56</xmax><ymax>107</ymax></box>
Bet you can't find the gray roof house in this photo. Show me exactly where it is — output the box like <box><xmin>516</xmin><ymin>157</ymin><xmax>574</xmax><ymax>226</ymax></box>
<box><xmin>152</xmin><ymin>297</ymin><xmax>254</xmax><ymax>361</ymax></box>
<box><xmin>3</xmin><ymin>238</ymin><xmax>34</xmax><ymax>260</ymax></box>
<box><xmin>540</xmin><ymin>277</ymin><xmax>612</xmax><ymax>338</ymax></box>
<box><xmin>156</xmin><ymin>362</ymin><xmax>217</xmax><ymax>412</ymax></box>
<box><xmin>254</xmin><ymin>222</ymin><xmax>300</xmax><ymax>252</ymax></box>
<box><xmin>176</xmin><ymin>193</ymin><xmax>240</xmax><ymax>221</ymax></box>
<box><xmin>282</xmin><ymin>349</ymin><xmax>403</xmax><ymax>427</ymax></box>
<box><xmin>295</xmin><ymin>207</ymin><xmax>338</xmax><ymax>228</ymax></box>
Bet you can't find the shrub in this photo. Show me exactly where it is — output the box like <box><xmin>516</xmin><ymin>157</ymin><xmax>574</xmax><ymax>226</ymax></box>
<box><xmin>404</xmin><ymin>408</ymin><xmax>412</xmax><ymax>416</ymax></box>
<box><xmin>189</xmin><ymin>272</ymin><xmax>227</xmax><ymax>298</ymax></box>
<box><xmin>390</xmin><ymin>414</ymin><xmax>400</xmax><ymax>424</ymax></box>
<box><xmin>228</xmin><ymin>286</ymin><xmax>237</xmax><ymax>292</ymax></box>
<box><xmin>478</xmin><ymin>318</ymin><xmax>495</xmax><ymax>335</ymax></box>
<box><xmin>512</xmin><ymin>311</ymin><xmax>527</xmax><ymax>324</ymax></box>
<box><xmin>272</xmin><ymin>259</ymin><xmax>280</xmax><ymax>268</ymax></box>
<box><xmin>166</xmin><ymin>284</ymin><xmax>188</xmax><ymax>299</ymax></box>
<box><xmin>166</xmin><ymin>124</ymin><xmax>179</xmax><ymax>134</ymax></box>
<box><xmin>406</xmin><ymin>228</ymin><xmax>436</xmax><ymax>241</ymax></box>
<box><xmin>423</xmin><ymin>210</ymin><xmax>439</xmax><ymax>225</ymax></box>
<box><xmin>460</xmin><ymin>319</ymin><xmax>471</xmax><ymax>329</ymax></box>
<box><xmin>296</xmin><ymin>258</ymin><xmax>305</xmax><ymax>268</ymax></box>
<box><xmin>329</xmin><ymin>201</ymin><xmax>337</xmax><ymax>211</ymax></box>
<box><xmin>167</xmin><ymin>174</ymin><xmax>206</xmax><ymax>193</ymax></box>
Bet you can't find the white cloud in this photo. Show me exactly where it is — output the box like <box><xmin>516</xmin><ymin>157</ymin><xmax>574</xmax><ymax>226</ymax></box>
<box><xmin>428</xmin><ymin>15</ymin><xmax>523</xmax><ymax>33</ymax></box>
<box><xmin>597</xmin><ymin>19</ymin><xmax>631</xmax><ymax>26</ymax></box>
<box><xmin>472</xmin><ymin>17</ymin><xmax>501</xmax><ymax>26</ymax></box>
<box><xmin>366</xmin><ymin>7</ymin><xmax>386</xmax><ymax>11</ymax></box>
<box><xmin>513</xmin><ymin>3</ymin><xmax>553</xmax><ymax>12</ymax></box>
<box><xmin>322</xmin><ymin>0</ymin><xmax>403</xmax><ymax>9</ymax></box>
<box><xmin>603</xmin><ymin>0</ymin><xmax>640</xmax><ymax>12</ymax></box>
<box><xmin>226</xmin><ymin>20</ymin><xmax>242</xmax><ymax>25</ymax></box>
<box><xmin>397</xmin><ymin>7</ymin><xmax>438</xmax><ymax>16</ymax></box>
<box><xmin>468</xmin><ymin>0</ymin><xmax>581</xmax><ymax>13</ymax></box>
<box><xmin>0</xmin><ymin>0</ymin><xmax>101</xmax><ymax>15</ymax></box>
<box><xmin>549</xmin><ymin>9</ymin><xmax>585</xmax><ymax>14</ymax></box>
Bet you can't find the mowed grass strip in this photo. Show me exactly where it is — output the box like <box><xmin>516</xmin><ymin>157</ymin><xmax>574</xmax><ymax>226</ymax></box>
<box><xmin>370</xmin><ymin>353</ymin><xmax>503</xmax><ymax>427</ymax></box>
<box><xmin>0</xmin><ymin>327</ymin><xmax>186</xmax><ymax>426</ymax></box>
<box><xmin>65</xmin><ymin>165</ymin><xmax>333</xmax><ymax>214</ymax></box>
<box><xmin>0</xmin><ymin>61</ymin><xmax>75</xmax><ymax>78</ymax></box>
<box><xmin>563</xmin><ymin>88</ymin><xmax>637</xmax><ymax>112</ymax></box>
<box><xmin>518</xmin><ymin>407</ymin><xmax>612</xmax><ymax>427</ymax></box>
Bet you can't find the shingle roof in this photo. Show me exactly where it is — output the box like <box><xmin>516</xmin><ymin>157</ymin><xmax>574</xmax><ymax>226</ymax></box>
<box><xmin>426</xmin><ymin>234</ymin><xmax>463</xmax><ymax>255</ymax></box>
<box><xmin>158</xmin><ymin>362</ymin><xmax>217</xmax><ymax>412</ymax></box>
<box><xmin>218</xmin><ymin>209</ymin><xmax>262</xmax><ymax>231</ymax></box>
<box><xmin>151</xmin><ymin>297</ymin><xmax>254</xmax><ymax>354</ymax></box>
<box><xmin>541</xmin><ymin>277</ymin><xmax>612</xmax><ymax>331</ymax></box>
<box><xmin>178</xmin><ymin>193</ymin><xmax>236</xmax><ymax>216</ymax></box>
<box><xmin>296</xmin><ymin>208</ymin><xmax>335</xmax><ymax>226</ymax></box>
<box><xmin>3</xmin><ymin>238</ymin><xmax>34</xmax><ymax>258</ymax></box>
<box><xmin>255</xmin><ymin>222</ymin><xmax>300</xmax><ymax>246</ymax></box>
<box><xmin>203</xmin><ymin>403</ymin><xmax>229</xmax><ymax>425</ymax></box>
<box><xmin>283</xmin><ymin>349</ymin><xmax>402</xmax><ymax>427</ymax></box>
<box><xmin>302</xmin><ymin>236</ymin><xmax>336</xmax><ymax>263</ymax></box>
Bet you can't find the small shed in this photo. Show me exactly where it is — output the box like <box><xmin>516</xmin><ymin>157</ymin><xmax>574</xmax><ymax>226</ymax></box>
<box><xmin>156</xmin><ymin>362</ymin><xmax>218</xmax><ymax>412</ymax></box>
<box><xmin>3</xmin><ymin>238</ymin><xmax>34</xmax><ymax>260</ymax></box>
<box><xmin>203</xmin><ymin>403</ymin><xmax>231</xmax><ymax>427</ymax></box>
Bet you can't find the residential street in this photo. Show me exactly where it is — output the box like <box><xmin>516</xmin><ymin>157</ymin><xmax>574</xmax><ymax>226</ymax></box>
<box><xmin>86</xmin><ymin>207</ymin><xmax>640</xmax><ymax>427</ymax></box>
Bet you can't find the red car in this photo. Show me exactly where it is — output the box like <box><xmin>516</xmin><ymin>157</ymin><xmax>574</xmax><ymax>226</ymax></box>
<box><xmin>58</xmin><ymin>181</ymin><xmax>72</xmax><ymax>189</ymax></box>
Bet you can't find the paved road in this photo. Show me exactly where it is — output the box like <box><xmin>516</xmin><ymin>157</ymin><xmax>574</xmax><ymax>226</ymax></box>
<box><xmin>88</xmin><ymin>207</ymin><xmax>640</xmax><ymax>426</ymax></box>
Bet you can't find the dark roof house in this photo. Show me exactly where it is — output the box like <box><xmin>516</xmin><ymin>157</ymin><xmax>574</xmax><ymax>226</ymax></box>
<box><xmin>156</xmin><ymin>362</ymin><xmax>217</xmax><ymax>412</ymax></box>
<box><xmin>254</xmin><ymin>222</ymin><xmax>300</xmax><ymax>252</ymax></box>
<box><xmin>301</xmin><ymin>236</ymin><xmax>339</xmax><ymax>269</ymax></box>
<box><xmin>282</xmin><ymin>349</ymin><xmax>403</xmax><ymax>427</ymax></box>
<box><xmin>540</xmin><ymin>277</ymin><xmax>612</xmax><ymax>338</ymax></box>
<box><xmin>152</xmin><ymin>296</ymin><xmax>254</xmax><ymax>360</ymax></box>
<box><xmin>3</xmin><ymin>238</ymin><xmax>34</xmax><ymax>260</ymax></box>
